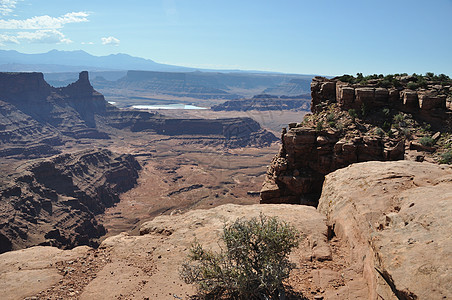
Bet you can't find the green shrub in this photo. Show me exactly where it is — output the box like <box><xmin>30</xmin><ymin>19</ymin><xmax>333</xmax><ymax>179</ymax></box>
<box><xmin>361</xmin><ymin>103</ymin><xmax>368</xmax><ymax>117</ymax></box>
<box><xmin>393</xmin><ymin>113</ymin><xmax>405</xmax><ymax>124</ymax></box>
<box><xmin>337</xmin><ymin>74</ymin><xmax>355</xmax><ymax>83</ymax></box>
<box><xmin>382</xmin><ymin>108</ymin><xmax>390</xmax><ymax>117</ymax></box>
<box><xmin>348</xmin><ymin>109</ymin><xmax>357</xmax><ymax>121</ymax></box>
<box><xmin>400</xmin><ymin>128</ymin><xmax>411</xmax><ymax>139</ymax></box>
<box><xmin>419</xmin><ymin>123</ymin><xmax>432</xmax><ymax>134</ymax></box>
<box><xmin>407</xmin><ymin>82</ymin><xmax>418</xmax><ymax>90</ymax></box>
<box><xmin>316</xmin><ymin>121</ymin><xmax>324</xmax><ymax>132</ymax></box>
<box><xmin>326</xmin><ymin>113</ymin><xmax>336</xmax><ymax>128</ymax></box>
<box><xmin>179</xmin><ymin>214</ymin><xmax>301</xmax><ymax>299</ymax></box>
<box><xmin>326</xmin><ymin>113</ymin><xmax>335</xmax><ymax>122</ymax></box>
<box><xmin>375</xmin><ymin>128</ymin><xmax>385</xmax><ymax>137</ymax></box>
<box><xmin>439</xmin><ymin>150</ymin><xmax>452</xmax><ymax>164</ymax></box>
<box><xmin>419</xmin><ymin>136</ymin><xmax>435</xmax><ymax>147</ymax></box>
<box><xmin>388</xmin><ymin>130</ymin><xmax>395</xmax><ymax>138</ymax></box>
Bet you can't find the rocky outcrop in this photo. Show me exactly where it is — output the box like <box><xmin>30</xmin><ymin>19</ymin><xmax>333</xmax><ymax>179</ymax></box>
<box><xmin>261</xmin><ymin>125</ymin><xmax>404</xmax><ymax>205</ymax></box>
<box><xmin>0</xmin><ymin>149</ymin><xmax>141</xmax><ymax>253</ymax></box>
<box><xmin>211</xmin><ymin>94</ymin><xmax>310</xmax><ymax>111</ymax></box>
<box><xmin>311</xmin><ymin>77</ymin><xmax>452</xmax><ymax>130</ymax></box>
<box><xmin>261</xmin><ymin>75</ymin><xmax>452</xmax><ymax>205</ymax></box>
<box><xmin>318</xmin><ymin>160</ymin><xmax>452</xmax><ymax>299</ymax></box>
<box><xmin>0</xmin><ymin>71</ymin><xmax>110</xmax><ymax>158</ymax></box>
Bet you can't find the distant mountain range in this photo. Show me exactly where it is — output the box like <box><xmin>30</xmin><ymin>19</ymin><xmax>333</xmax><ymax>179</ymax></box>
<box><xmin>0</xmin><ymin>49</ymin><xmax>317</xmax><ymax>101</ymax></box>
<box><xmin>0</xmin><ymin>49</ymin><xmax>196</xmax><ymax>73</ymax></box>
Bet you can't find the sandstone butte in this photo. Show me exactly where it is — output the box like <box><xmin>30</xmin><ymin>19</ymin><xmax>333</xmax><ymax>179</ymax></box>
<box><xmin>0</xmin><ymin>160</ymin><xmax>451</xmax><ymax>299</ymax></box>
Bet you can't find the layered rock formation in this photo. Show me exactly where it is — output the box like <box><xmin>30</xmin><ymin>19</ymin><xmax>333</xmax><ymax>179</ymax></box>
<box><xmin>0</xmin><ymin>71</ymin><xmax>277</xmax><ymax>158</ymax></box>
<box><xmin>311</xmin><ymin>76</ymin><xmax>452</xmax><ymax>130</ymax></box>
<box><xmin>0</xmin><ymin>149</ymin><xmax>141</xmax><ymax>253</ymax></box>
<box><xmin>211</xmin><ymin>94</ymin><xmax>310</xmax><ymax>111</ymax></box>
<box><xmin>261</xmin><ymin>75</ymin><xmax>452</xmax><ymax>204</ymax></box>
<box><xmin>261</xmin><ymin>125</ymin><xmax>404</xmax><ymax>204</ymax></box>
<box><xmin>105</xmin><ymin>111</ymin><xmax>277</xmax><ymax>147</ymax></box>
<box><xmin>0</xmin><ymin>71</ymin><xmax>109</xmax><ymax>158</ymax></box>
<box><xmin>100</xmin><ymin>70</ymin><xmax>313</xmax><ymax>99</ymax></box>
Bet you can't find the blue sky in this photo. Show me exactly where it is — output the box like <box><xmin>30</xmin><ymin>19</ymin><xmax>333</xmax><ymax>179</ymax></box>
<box><xmin>0</xmin><ymin>0</ymin><xmax>451</xmax><ymax>76</ymax></box>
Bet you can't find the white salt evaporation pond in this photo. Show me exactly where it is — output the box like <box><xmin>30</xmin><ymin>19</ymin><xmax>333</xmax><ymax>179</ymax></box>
<box><xmin>132</xmin><ymin>104</ymin><xmax>208</xmax><ymax>110</ymax></box>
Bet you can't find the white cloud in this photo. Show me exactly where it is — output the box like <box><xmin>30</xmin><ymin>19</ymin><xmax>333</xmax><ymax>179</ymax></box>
<box><xmin>0</xmin><ymin>11</ymin><xmax>89</xmax><ymax>29</ymax></box>
<box><xmin>0</xmin><ymin>32</ymin><xmax>19</xmax><ymax>44</ymax></box>
<box><xmin>0</xmin><ymin>10</ymin><xmax>89</xmax><ymax>45</ymax></box>
<box><xmin>81</xmin><ymin>41</ymin><xmax>94</xmax><ymax>45</ymax></box>
<box><xmin>0</xmin><ymin>29</ymin><xmax>72</xmax><ymax>45</ymax></box>
<box><xmin>18</xmin><ymin>29</ymin><xmax>72</xmax><ymax>43</ymax></box>
<box><xmin>101</xmin><ymin>36</ymin><xmax>120</xmax><ymax>46</ymax></box>
<box><xmin>0</xmin><ymin>0</ymin><xmax>19</xmax><ymax>16</ymax></box>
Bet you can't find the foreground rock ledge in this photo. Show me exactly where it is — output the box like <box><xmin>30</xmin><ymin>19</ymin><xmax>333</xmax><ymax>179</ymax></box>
<box><xmin>1</xmin><ymin>204</ymin><xmax>330</xmax><ymax>300</ymax></box>
<box><xmin>318</xmin><ymin>160</ymin><xmax>452</xmax><ymax>299</ymax></box>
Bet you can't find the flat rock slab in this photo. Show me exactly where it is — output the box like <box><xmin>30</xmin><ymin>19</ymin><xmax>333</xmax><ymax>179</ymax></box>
<box><xmin>84</xmin><ymin>203</ymin><xmax>329</xmax><ymax>299</ymax></box>
<box><xmin>318</xmin><ymin>160</ymin><xmax>452</xmax><ymax>299</ymax></box>
<box><xmin>0</xmin><ymin>246</ymin><xmax>90</xmax><ymax>300</ymax></box>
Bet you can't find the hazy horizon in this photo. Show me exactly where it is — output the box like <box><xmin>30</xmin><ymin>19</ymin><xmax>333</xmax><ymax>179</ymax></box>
<box><xmin>0</xmin><ymin>0</ymin><xmax>451</xmax><ymax>76</ymax></box>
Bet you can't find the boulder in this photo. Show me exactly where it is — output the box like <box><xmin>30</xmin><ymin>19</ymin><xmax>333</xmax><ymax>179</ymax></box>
<box><xmin>318</xmin><ymin>160</ymin><xmax>452</xmax><ymax>299</ymax></box>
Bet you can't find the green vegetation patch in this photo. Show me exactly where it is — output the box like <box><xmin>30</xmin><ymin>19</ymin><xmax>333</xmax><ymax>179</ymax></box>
<box><xmin>180</xmin><ymin>214</ymin><xmax>301</xmax><ymax>299</ymax></box>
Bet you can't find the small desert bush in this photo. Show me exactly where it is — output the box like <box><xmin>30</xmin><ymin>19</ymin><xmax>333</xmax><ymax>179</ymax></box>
<box><xmin>400</xmin><ymin>128</ymin><xmax>411</xmax><ymax>139</ymax></box>
<box><xmin>179</xmin><ymin>214</ymin><xmax>301</xmax><ymax>299</ymax></box>
<box><xmin>439</xmin><ymin>150</ymin><xmax>452</xmax><ymax>164</ymax></box>
<box><xmin>361</xmin><ymin>103</ymin><xmax>368</xmax><ymax>117</ymax></box>
<box><xmin>348</xmin><ymin>109</ymin><xmax>357</xmax><ymax>121</ymax></box>
<box><xmin>375</xmin><ymin>128</ymin><xmax>385</xmax><ymax>137</ymax></box>
<box><xmin>407</xmin><ymin>82</ymin><xmax>418</xmax><ymax>90</ymax></box>
<box><xmin>419</xmin><ymin>136</ymin><xmax>435</xmax><ymax>147</ymax></box>
<box><xmin>393</xmin><ymin>113</ymin><xmax>405</xmax><ymax>124</ymax></box>
<box><xmin>316</xmin><ymin>121</ymin><xmax>324</xmax><ymax>132</ymax></box>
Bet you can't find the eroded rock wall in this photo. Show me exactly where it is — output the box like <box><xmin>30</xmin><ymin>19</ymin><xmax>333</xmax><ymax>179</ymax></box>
<box><xmin>0</xmin><ymin>71</ymin><xmax>277</xmax><ymax>158</ymax></box>
<box><xmin>261</xmin><ymin>125</ymin><xmax>404</xmax><ymax>204</ymax></box>
<box><xmin>311</xmin><ymin>77</ymin><xmax>451</xmax><ymax>130</ymax></box>
<box><xmin>261</xmin><ymin>76</ymin><xmax>451</xmax><ymax>205</ymax></box>
<box><xmin>0</xmin><ymin>149</ymin><xmax>141</xmax><ymax>253</ymax></box>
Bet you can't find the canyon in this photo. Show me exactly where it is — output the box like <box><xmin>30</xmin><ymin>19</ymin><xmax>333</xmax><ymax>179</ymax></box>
<box><xmin>0</xmin><ymin>71</ymin><xmax>451</xmax><ymax>299</ymax></box>
<box><xmin>1</xmin><ymin>161</ymin><xmax>451</xmax><ymax>299</ymax></box>
<box><xmin>0</xmin><ymin>71</ymin><xmax>277</xmax><ymax>254</ymax></box>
